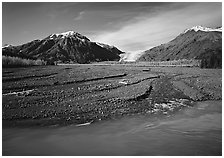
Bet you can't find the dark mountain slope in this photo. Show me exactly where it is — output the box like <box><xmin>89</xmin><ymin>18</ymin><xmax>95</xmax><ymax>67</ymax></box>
<box><xmin>2</xmin><ymin>31</ymin><xmax>124</xmax><ymax>64</ymax></box>
<box><xmin>137</xmin><ymin>26</ymin><xmax>222</xmax><ymax>68</ymax></box>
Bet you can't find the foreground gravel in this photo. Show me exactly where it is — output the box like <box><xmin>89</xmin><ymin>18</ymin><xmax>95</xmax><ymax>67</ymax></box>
<box><xmin>2</xmin><ymin>65</ymin><xmax>221</xmax><ymax>127</ymax></box>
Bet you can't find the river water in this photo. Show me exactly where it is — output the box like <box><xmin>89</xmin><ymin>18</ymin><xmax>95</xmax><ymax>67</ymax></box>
<box><xmin>2</xmin><ymin>101</ymin><xmax>222</xmax><ymax>156</ymax></box>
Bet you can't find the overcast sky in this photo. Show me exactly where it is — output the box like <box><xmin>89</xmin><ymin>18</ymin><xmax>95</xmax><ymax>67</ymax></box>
<box><xmin>2</xmin><ymin>2</ymin><xmax>222</xmax><ymax>53</ymax></box>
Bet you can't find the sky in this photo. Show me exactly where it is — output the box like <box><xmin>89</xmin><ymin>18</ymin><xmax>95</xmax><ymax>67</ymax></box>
<box><xmin>2</xmin><ymin>2</ymin><xmax>222</xmax><ymax>59</ymax></box>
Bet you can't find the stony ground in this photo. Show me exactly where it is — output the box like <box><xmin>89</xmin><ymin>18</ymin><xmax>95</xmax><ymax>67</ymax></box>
<box><xmin>2</xmin><ymin>64</ymin><xmax>222</xmax><ymax>127</ymax></box>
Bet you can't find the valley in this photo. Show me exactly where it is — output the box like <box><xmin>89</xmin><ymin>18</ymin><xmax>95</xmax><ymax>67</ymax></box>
<box><xmin>2</xmin><ymin>2</ymin><xmax>222</xmax><ymax>156</ymax></box>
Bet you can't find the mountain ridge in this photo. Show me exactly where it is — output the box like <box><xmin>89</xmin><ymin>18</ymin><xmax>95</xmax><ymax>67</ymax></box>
<box><xmin>183</xmin><ymin>26</ymin><xmax>222</xmax><ymax>33</ymax></box>
<box><xmin>2</xmin><ymin>30</ymin><xmax>124</xmax><ymax>64</ymax></box>
<box><xmin>137</xmin><ymin>26</ymin><xmax>222</xmax><ymax>68</ymax></box>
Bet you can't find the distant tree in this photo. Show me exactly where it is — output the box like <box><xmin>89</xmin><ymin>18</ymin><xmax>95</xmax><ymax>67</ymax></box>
<box><xmin>197</xmin><ymin>48</ymin><xmax>222</xmax><ymax>68</ymax></box>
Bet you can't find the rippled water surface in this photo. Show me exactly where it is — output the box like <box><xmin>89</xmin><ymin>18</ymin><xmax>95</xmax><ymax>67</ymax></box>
<box><xmin>3</xmin><ymin>101</ymin><xmax>222</xmax><ymax>156</ymax></box>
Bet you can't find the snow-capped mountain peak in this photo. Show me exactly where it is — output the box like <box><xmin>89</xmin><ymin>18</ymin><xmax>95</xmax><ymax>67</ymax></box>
<box><xmin>3</xmin><ymin>30</ymin><xmax>123</xmax><ymax>64</ymax></box>
<box><xmin>50</xmin><ymin>30</ymin><xmax>75</xmax><ymax>38</ymax></box>
<box><xmin>184</xmin><ymin>26</ymin><xmax>222</xmax><ymax>33</ymax></box>
<box><xmin>48</xmin><ymin>31</ymin><xmax>90</xmax><ymax>41</ymax></box>
<box><xmin>54</xmin><ymin>30</ymin><xmax>76</xmax><ymax>37</ymax></box>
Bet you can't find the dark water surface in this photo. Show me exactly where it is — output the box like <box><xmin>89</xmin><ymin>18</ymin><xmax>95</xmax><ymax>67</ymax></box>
<box><xmin>2</xmin><ymin>101</ymin><xmax>222</xmax><ymax>156</ymax></box>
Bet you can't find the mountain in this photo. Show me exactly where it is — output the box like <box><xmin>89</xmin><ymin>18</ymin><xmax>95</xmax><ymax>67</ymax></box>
<box><xmin>137</xmin><ymin>26</ymin><xmax>222</xmax><ymax>68</ymax></box>
<box><xmin>2</xmin><ymin>31</ymin><xmax>124</xmax><ymax>64</ymax></box>
<box><xmin>95</xmin><ymin>42</ymin><xmax>124</xmax><ymax>56</ymax></box>
<box><xmin>2</xmin><ymin>44</ymin><xmax>12</xmax><ymax>48</ymax></box>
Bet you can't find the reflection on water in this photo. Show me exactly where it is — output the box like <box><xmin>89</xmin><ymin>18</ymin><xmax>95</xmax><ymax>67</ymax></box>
<box><xmin>2</xmin><ymin>101</ymin><xmax>222</xmax><ymax>156</ymax></box>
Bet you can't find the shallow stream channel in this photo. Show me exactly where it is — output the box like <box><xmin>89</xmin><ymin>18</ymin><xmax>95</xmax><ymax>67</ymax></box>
<box><xmin>2</xmin><ymin>100</ymin><xmax>222</xmax><ymax>156</ymax></box>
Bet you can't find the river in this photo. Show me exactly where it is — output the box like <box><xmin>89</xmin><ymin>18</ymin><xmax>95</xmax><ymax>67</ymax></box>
<box><xmin>2</xmin><ymin>101</ymin><xmax>222</xmax><ymax>156</ymax></box>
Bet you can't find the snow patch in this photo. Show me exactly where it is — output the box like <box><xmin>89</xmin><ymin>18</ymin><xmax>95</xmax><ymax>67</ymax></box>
<box><xmin>49</xmin><ymin>31</ymin><xmax>88</xmax><ymax>41</ymax></box>
<box><xmin>81</xmin><ymin>39</ymin><xmax>86</xmax><ymax>42</ymax></box>
<box><xmin>2</xmin><ymin>44</ymin><xmax>12</xmax><ymax>48</ymax></box>
<box><xmin>52</xmin><ymin>31</ymin><xmax>76</xmax><ymax>37</ymax></box>
<box><xmin>184</xmin><ymin>26</ymin><xmax>222</xmax><ymax>33</ymax></box>
<box><xmin>96</xmin><ymin>42</ymin><xmax>114</xmax><ymax>49</ymax></box>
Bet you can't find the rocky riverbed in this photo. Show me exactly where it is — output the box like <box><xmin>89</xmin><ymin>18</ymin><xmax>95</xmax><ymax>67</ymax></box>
<box><xmin>2</xmin><ymin>64</ymin><xmax>222</xmax><ymax>127</ymax></box>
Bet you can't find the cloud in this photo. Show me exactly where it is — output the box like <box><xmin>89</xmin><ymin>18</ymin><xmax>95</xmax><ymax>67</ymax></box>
<box><xmin>92</xmin><ymin>3</ymin><xmax>221</xmax><ymax>60</ymax></box>
<box><xmin>73</xmin><ymin>11</ymin><xmax>85</xmax><ymax>21</ymax></box>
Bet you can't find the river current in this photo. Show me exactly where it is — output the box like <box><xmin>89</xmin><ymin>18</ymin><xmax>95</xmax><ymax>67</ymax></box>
<box><xmin>2</xmin><ymin>101</ymin><xmax>222</xmax><ymax>156</ymax></box>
